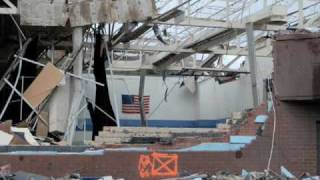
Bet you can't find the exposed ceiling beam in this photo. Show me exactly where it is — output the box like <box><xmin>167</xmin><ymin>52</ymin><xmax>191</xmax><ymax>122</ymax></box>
<box><xmin>152</xmin><ymin>17</ymin><xmax>287</xmax><ymax>31</ymax></box>
<box><xmin>105</xmin><ymin>64</ymin><xmax>249</xmax><ymax>77</ymax></box>
<box><xmin>201</xmin><ymin>54</ymin><xmax>221</xmax><ymax>68</ymax></box>
<box><xmin>0</xmin><ymin>0</ymin><xmax>17</xmax><ymax>14</ymax></box>
<box><xmin>113</xmin><ymin>44</ymin><xmax>272</xmax><ymax>57</ymax></box>
<box><xmin>145</xmin><ymin>5</ymin><xmax>286</xmax><ymax>69</ymax></box>
<box><xmin>150</xmin><ymin>5</ymin><xmax>288</xmax><ymax>31</ymax></box>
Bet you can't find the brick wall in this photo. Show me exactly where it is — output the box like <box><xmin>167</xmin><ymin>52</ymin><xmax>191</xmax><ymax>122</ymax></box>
<box><xmin>272</xmin><ymin>101</ymin><xmax>320</xmax><ymax>174</ymax></box>
<box><xmin>0</xmin><ymin>100</ymin><xmax>319</xmax><ymax>179</ymax></box>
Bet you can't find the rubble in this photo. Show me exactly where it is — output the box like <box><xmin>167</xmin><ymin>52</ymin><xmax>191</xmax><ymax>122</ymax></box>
<box><xmin>94</xmin><ymin>127</ymin><xmax>227</xmax><ymax>145</ymax></box>
<box><xmin>11</xmin><ymin>127</ymin><xmax>39</xmax><ymax>146</ymax></box>
<box><xmin>0</xmin><ymin>0</ymin><xmax>319</xmax><ymax>179</ymax></box>
<box><xmin>227</xmin><ymin>111</ymin><xmax>249</xmax><ymax>126</ymax></box>
<box><xmin>162</xmin><ymin>170</ymin><xmax>287</xmax><ymax>180</ymax></box>
<box><xmin>0</xmin><ymin>167</ymin><xmax>125</xmax><ymax>180</ymax></box>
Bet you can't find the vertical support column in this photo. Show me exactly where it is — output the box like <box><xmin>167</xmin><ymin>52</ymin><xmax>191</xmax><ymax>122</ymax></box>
<box><xmin>109</xmin><ymin>50</ymin><xmax>120</xmax><ymax>127</ymax></box>
<box><xmin>298</xmin><ymin>0</ymin><xmax>304</xmax><ymax>29</ymax></box>
<box><xmin>139</xmin><ymin>70</ymin><xmax>146</xmax><ymax>127</ymax></box>
<box><xmin>72</xmin><ymin>27</ymin><xmax>83</xmax><ymax>93</ymax></box>
<box><xmin>66</xmin><ymin>27</ymin><xmax>83</xmax><ymax>144</ymax></box>
<box><xmin>226</xmin><ymin>0</ymin><xmax>230</xmax><ymax>23</ymax></box>
<box><xmin>139</xmin><ymin>52</ymin><xmax>146</xmax><ymax>126</ymax></box>
<box><xmin>246</xmin><ymin>22</ymin><xmax>258</xmax><ymax>107</ymax></box>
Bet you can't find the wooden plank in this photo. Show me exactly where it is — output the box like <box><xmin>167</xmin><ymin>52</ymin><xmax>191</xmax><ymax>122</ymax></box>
<box><xmin>23</xmin><ymin>63</ymin><xmax>64</xmax><ymax>108</ymax></box>
<box><xmin>36</xmin><ymin>112</ymin><xmax>49</xmax><ymax>137</ymax></box>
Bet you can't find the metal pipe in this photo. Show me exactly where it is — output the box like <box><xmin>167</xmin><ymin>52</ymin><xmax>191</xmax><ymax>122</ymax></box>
<box><xmin>4</xmin><ymin>78</ymin><xmax>48</xmax><ymax>127</ymax></box>
<box><xmin>0</xmin><ymin>60</ymin><xmax>22</xmax><ymax>121</ymax></box>
<box><xmin>20</xmin><ymin>76</ymin><xmax>24</xmax><ymax>121</ymax></box>
<box><xmin>14</xmin><ymin>55</ymin><xmax>104</xmax><ymax>87</ymax></box>
<box><xmin>106</xmin><ymin>49</ymin><xmax>120</xmax><ymax>127</ymax></box>
<box><xmin>246</xmin><ymin>22</ymin><xmax>258</xmax><ymax>107</ymax></box>
<box><xmin>139</xmin><ymin>70</ymin><xmax>146</xmax><ymax>127</ymax></box>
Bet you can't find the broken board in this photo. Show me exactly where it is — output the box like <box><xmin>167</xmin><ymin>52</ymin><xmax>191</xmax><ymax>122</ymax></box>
<box><xmin>36</xmin><ymin>112</ymin><xmax>49</xmax><ymax>137</ymax></box>
<box><xmin>23</xmin><ymin>63</ymin><xmax>64</xmax><ymax>109</ymax></box>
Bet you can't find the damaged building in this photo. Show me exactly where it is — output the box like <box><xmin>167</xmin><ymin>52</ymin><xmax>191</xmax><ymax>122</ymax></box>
<box><xmin>0</xmin><ymin>0</ymin><xmax>320</xmax><ymax>179</ymax></box>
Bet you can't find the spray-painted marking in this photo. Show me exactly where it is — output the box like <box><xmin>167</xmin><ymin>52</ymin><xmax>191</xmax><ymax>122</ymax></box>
<box><xmin>138</xmin><ymin>152</ymin><xmax>178</xmax><ymax>178</ymax></box>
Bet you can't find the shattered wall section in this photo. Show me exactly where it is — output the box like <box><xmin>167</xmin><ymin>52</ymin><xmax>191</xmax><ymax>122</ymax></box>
<box><xmin>18</xmin><ymin>0</ymin><xmax>68</xmax><ymax>26</ymax></box>
<box><xmin>19</xmin><ymin>0</ymin><xmax>157</xmax><ymax>27</ymax></box>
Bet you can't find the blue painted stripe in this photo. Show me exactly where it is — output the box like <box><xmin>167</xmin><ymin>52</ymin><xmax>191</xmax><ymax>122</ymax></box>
<box><xmin>173</xmin><ymin>143</ymin><xmax>246</xmax><ymax>152</ymax></box>
<box><xmin>76</xmin><ymin>119</ymin><xmax>226</xmax><ymax>131</ymax></box>
<box><xmin>119</xmin><ymin>119</ymin><xmax>226</xmax><ymax>128</ymax></box>
<box><xmin>255</xmin><ymin>115</ymin><xmax>268</xmax><ymax>123</ymax></box>
<box><xmin>230</xmin><ymin>136</ymin><xmax>256</xmax><ymax>144</ymax></box>
<box><xmin>102</xmin><ymin>143</ymin><xmax>246</xmax><ymax>152</ymax></box>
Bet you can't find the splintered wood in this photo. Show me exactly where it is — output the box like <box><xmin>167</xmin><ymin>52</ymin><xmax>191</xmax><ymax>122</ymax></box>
<box><xmin>23</xmin><ymin>63</ymin><xmax>64</xmax><ymax>109</ymax></box>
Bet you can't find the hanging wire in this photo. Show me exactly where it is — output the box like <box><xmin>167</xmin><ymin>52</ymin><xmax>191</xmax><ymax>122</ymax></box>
<box><xmin>105</xmin><ymin>43</ymin><xmax>121</xmax><ymax>127</ymax></box>
<box><xmin>267</xmin><ymin>78</ymin><xmax>277</xmax><ymax>171</ymax></box>
<box><xmin>147</xmin><ymin>78</ymin><xmax>181</xmax><ymax>119</ymax></box>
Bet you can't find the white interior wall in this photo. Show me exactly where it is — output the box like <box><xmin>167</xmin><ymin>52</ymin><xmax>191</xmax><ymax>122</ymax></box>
<box><xmin>81</xmin><ymin>56</ymin><xmax>273</xmax><ymax>122</ymax></box>
<box><xmin>83</xmin><ymin>75</ymin><xmax>198</xmax><ymax>121</ymax></box>
<box><xmin>50</xmin><ymin>56</ymin><xmax>273</xmax><ymax>132</ymax></box>
<box><xmin>197</xmin><ymin>74</ymin><xmax>253</xmax><ymax>121</ymax></box>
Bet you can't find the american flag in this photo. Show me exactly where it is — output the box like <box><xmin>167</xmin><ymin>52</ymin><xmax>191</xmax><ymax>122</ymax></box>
<box><xmin>122</xmin><ymin>95</ymin><xmax>150</xmax><ymax>114</ymax></box>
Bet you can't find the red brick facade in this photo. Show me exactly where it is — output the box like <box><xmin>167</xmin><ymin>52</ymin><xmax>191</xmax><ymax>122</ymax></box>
<box><xmin>0</xmin><ymin>100</ymin><xmax>319</xmax><ymax>179</ymax></box>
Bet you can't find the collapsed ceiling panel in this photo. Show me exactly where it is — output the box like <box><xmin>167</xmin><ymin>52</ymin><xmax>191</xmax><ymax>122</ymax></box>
<box><xmin>19</xmin><ymin>0</ymin><xmax>157</xmax><ymax>27</ymax></box>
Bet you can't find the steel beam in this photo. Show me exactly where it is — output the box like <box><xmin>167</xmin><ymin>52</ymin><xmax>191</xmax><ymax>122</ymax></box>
<box><xmin>66</xmin><ymin>27</ymin><xmax>84</xmax><ymax>145</ymax></box>
<box><xmin>246</xmin><ymin>23</ymin><xmax>258</xmax><ymax>107</ymax></box>
<box><xmin>138</xmin><ymin>70</ymin><xmax>147</xmax><ymax>127</ymax></box>
<box><xmin>105</xmin><ymin>64</ymin><xmax>249</xmax><ymax>77</ymax></box>
<box><xmin>0</xmin><ymin>0</ymin><xmax>17</xmax><ymax>14</ymax></box>
<box><xmin>152</xmin><ymin>18</ymin><xmax>287</xmax><ymax>31</ymax></box>
<box><xmin>114</xmin><ymin>44</ymin><xmax>271</xmax><ymax>57</ymax></box>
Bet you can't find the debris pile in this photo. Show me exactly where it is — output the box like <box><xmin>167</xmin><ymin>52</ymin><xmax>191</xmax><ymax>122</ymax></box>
<box><xmin>212</xmin><ymin>171</ymin><xmax>278</xmax><ymax>180</ymax></box>
<box><xmin>0</xmin><ymin>120</ymin><xmax>64</xmax><ymax>146</ymax></box>
<box><xmin>0</xmin><ymin>165</ymin><xmax>124</xmax><ymax>180</ymax></box>
<box><xmin>162</xmin><ymin>170</ymin><xmax>304</xmax><ymax>180</ymax></box>
<box><xmin>226</xmin><ymin>111</ymin><xmax>248</xmax><ymax>126</ymax></box>
<box><xmin>92</xmin><ymin>127</ymin><xmax>227</xmax><ymax>146</ymax></box>
<box><xmin>162</xmin><ymin>167</ymin><xmax>320</xmax><ymax>180</ymax></box>
<box><xmin>162</xmin><ymin>171</ymin><xmax>279</xmax><ymax>180</ymax></box>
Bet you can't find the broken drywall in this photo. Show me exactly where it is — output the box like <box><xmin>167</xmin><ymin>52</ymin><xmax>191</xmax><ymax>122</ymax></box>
<box><xmin>18</xmin><ymin>0</ymin><xmax>68</xmax><ymax>26</ymax></box>
<box><xmin>0</xmin><ymin>131</ymin><xmax>13</xmax><ymax>145</ymax></box>
<box><xmin>49</xmin><ymin>76</ymin><xmax>71</xmax><ymax>133</ymax></box>
<box><xmin>11</xmin><ymin>127</ymin><xmax>39</xmax><ymax>146</ymax></box>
